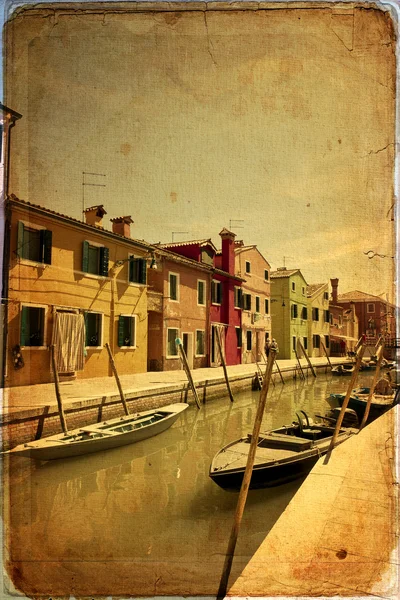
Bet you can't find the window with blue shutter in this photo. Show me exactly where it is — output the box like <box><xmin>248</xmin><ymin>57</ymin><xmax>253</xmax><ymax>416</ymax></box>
<box><xmin>129</xmin><ymin>256</ymin><xmax>147</xmax><ymax>284</ymax></box>
<box><xmin>83</xmin><ymin>241</ymin><xmax>109</xmax><ymax>276</ymax></box>
<box><xmin>118</xmin><ymin>316</ymin><xmax>136</xmax><ymax>347</ymax></box>
<box><xmin>99</xmin><ymin>246</ymin><xmax>109</xmax><ymax>276</ymax></box>
<box><xmin>85</xmin><ymin>312</ymin><xmax>102</xmax><ymax>347</ymax></box>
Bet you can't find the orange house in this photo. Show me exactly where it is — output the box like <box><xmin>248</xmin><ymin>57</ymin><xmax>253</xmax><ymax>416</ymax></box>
<box><xmin>4</xmin><ymin>196</ymin><xmax>154</xmax><ymax>387</ymax></box>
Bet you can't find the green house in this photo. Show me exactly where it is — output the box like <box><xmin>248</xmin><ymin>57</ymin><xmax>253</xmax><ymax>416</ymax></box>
<box><xmin>270</xmin><ymin>268</ymin><xmax>309</xmax><ymax>359</ymax></box>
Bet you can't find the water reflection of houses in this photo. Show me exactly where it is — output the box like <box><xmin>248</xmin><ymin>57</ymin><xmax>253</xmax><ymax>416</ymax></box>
<box><xmin>329</xmin><ymin>278</ymin><xmax>359</xmax><ymax>356</ymax></box>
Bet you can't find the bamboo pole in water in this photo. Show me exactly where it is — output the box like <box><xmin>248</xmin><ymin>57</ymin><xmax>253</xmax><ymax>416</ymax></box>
<box><xmin>216</xmin><ymin>349</ymin><xmax>276</xmax><ymax>599</ymax></box>
<box><xmin>50</xmin><ymin>345</ymin><xmax>68</xmax><ymax>434</ymax></box>
<box><xmin>216</xmin><ymin>328</ymin><xmax>234</xmax><ymax>403</ymax></box>
<box><xmin>320</xmin><ymin>339</ymin><xmax>332</xmax><ymax>369</ymax></box>
<box><xmin>359</xmin><ymin>344</ymin><xmax>384</xmax><ymax>430</ymax></box>
<box><xmin>326</xmin><ymin>344</ymin><xmax>365</xmax><ymax>455</ymax></box>
<box><xmin>105</xmin><ymin>342</ymin><xmax>130</xmax><ymax>416</ymax></box>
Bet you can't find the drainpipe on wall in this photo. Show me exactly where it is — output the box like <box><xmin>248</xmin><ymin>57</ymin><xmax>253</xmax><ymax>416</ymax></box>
<box><xmin>1</xmin><ymin>200</ymin><xmax>11</xmax><ymax>387</ymax></box>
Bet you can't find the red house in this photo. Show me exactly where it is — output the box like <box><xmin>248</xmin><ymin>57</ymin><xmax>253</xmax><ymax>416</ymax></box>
<box><xmin>160</xmin><ymin>229</ymin><xmax>243</xmax><ymax>366</ymax></box>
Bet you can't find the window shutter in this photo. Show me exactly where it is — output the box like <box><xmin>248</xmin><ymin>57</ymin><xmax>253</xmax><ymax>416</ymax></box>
<box><xmin>129</xmin><ymin>256</ymin><xmax>134</xmax><ymax>282</ymax></box>
<box><xmin>130</xmin><ymin>317</ymin><xmax>135</xmax><ymax>346</ymax></box>
<box><xmin>238</xmin><ymin>288</ymin><xmax>243</xmax><ymax>307</ymax></box>
<box><xmin>218</xmin><ymin>283</ymin><xmax>223</xmax><ymax>305</ymax></box>
<box><xmin>82</xmin><ymin>241</ymin><xmax>89</xmax><ymax>272</ymax></box>
<box><xmin>20</xmin><ymin>306</ymin><xmax>28</xmax><ymax>345</ymax></box>
<box><xmin>17</xmin><ymin>221</ymin><xmax>24</xmax><ymax>258</ymax></box>
<box><xmin>118</xmin><ymin>316</ymin><xmax>125</xmax><ymax>347</ymax></box>
<box><xmin>139</xmin><ymin>258</ymin><xmax>147</xmax><ymax>284</ymax></box>
<box><xmin>99</xmin><ymin>247</ymin><xmax>109</xmax><ymax>276</ymax></box>
<box><xmin>41</xmin><ymin>229</ymin><xmax>52</xmax><ymax>264</ymax></box>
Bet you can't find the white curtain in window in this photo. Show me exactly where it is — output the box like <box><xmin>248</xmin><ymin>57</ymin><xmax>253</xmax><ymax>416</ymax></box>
<box><xmin>52</xmin><ymin>312</ymin><xmax>85</xmax><ymax>372</ymax></box>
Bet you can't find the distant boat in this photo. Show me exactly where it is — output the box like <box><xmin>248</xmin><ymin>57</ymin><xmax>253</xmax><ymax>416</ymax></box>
<box><xmin>209</xmin><ymin>412</ymin><xmax>356</xmax><ymax>491</ymax></box>
<box><xmin>331</xmin><ymin>363</ymin><xmax>355</xmax><ymax>375</ymax></box>
<box><xmin>5</xmin><ymin>403</ymin><xmax>189</xmax><ymax>461</ymax></box>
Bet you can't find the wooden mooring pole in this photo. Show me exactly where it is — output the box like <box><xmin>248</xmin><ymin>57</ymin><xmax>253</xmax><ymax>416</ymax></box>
<box><xmin>216</xmin><ymin>350</ymin><xmax>276</xmax><ymax>599</ymax></box>
<box><xmin>326</xmin><ymin>344</ymin><xmax>365</xmax><ymax>456</ymax></box>
<box><xmin>216</xmin><ymin>329</ymin><xmax>234</xmax><ymax>403</ymax></box>
<box><xmin>294</xmin><ymin>349</ymin><xmax>305</xmax><ymax>380</ymax></box>
<box><xmin>359</xmin><ymin>344</ymin><xmax>384</xmax><ymax>430</ymax></box>
<box><xmin>320</xmin><ymin>339</ymin><xmax>332</xmax><ymax>369</ymax></box>
<box><xmin>50</xmin><ymin>345</ymin><xmax>68</xmax><ymax>434</ymax></box>
<box><xmin>105</xmin><ymin>342</ymin><xmax>130</xmax><ymax>416</ymax></box>
<box><xmin>176</xmin><ymin>339</ymin><xmax>201</xmax><ymax>409</ymax></box>
<box><xmin>298</xmin><ymin>340</ymin><xmax>316</xmax><ymax>377</ymax></box>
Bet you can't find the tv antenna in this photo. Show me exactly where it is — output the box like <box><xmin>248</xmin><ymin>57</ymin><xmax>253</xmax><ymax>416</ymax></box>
<box><xmin>82</xmin><ymin>171</ymin><xmax>106</xmax><ymax>217</ymax></box>
<box><xmin>172</xmin><ymin>231</ymin><xmax>189</xmax><ymax>242</ymax></box>
<box><xmin>229</xmin><ymin>219</ymin><xmax>244</xmax><ymax>230</ymax></box>
<box><xmin>283</xmin><ymin>256</ymin><xmax>294</xmax><ymax>267</ymax></box>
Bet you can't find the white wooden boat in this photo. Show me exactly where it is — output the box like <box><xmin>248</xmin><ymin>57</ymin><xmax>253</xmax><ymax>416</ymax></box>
<box><xmin>6</xmin><ymin>403</ymin><xmax>189</xmax><ymax>461</ymax></box>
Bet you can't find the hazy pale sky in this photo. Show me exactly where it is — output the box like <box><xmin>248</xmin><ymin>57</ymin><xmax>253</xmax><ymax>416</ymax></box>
<box><xmin>5</xmin><ymin>2</ymin><xmax>397</xmax><ymax>299</ymax></box>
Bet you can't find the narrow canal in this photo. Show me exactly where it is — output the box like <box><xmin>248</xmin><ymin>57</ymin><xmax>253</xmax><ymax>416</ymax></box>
<box><xmin>4</xmin><ymin>370</ymin><xmax>372</xmax><ymax>596</ymax></box>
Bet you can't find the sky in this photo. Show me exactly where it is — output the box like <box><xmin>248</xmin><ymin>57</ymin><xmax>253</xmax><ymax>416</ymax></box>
<box><xmin>3</xmin><ymin>0</ymin><xmax>398</xmax><ymax>300</ymax></box>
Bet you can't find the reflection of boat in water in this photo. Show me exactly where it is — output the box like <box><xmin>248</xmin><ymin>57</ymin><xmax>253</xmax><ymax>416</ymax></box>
<box><xmin>6</xmin><ymin>404</ymin><xmax>189</xmax><ymax>461</ymax></box>
<box><xmin>331</xmin><ymin>363</ymin><xmax>355</xmax><ymax>375</ymax></box>
<box><xmin>209</xmin><ymin>412</ymin><xmax>356</xmax><ymax>491</ymax></box>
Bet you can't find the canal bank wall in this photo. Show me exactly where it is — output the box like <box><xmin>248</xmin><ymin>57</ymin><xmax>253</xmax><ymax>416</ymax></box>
<box><xmin>228</xmin><ymin>404</ymin><xmax>399</xmax><ymax>598</ymax></box>
<box><xmin>1</xmin><ymin>357</ymin><xmax>343</xmax><ymax>450</ymax></box>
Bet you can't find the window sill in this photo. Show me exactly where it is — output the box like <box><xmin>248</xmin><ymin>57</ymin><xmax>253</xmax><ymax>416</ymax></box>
<box><xmin>197</xmin><ymin>303</ymin><xmax>206</xmax><ymax>307</ymax></box>
<box><xmin>169</xmin><ymin>299</ymin><xmax>180</xmax><ymax>303</ymax></box>
<box><xmin>166</xmin><ymin>355</ymin><xmax>179</xmax><ymax>359</ymax></box>
<box><xmin>20</xmin><ymin>346</ymin><xmax>47</xmax><ymax>350</ymax></box>
<box><xmin>129</xmin><ymin>281</ymin><xmax>146</xmax><ymax>287</ymax></box>
<box><xmin>18</xmin><ymin>259</ymin><xmax>48</xmax><ymax>269</ymax></box>
<box><xmin>82</xmin><ymin>272</ymin><xmax>107</xmax><ymax>280</ymax></box>
<box><xmin>212</xmin><ymin>302</ymin><xmax>221</xmax><ymax>306</ymax></box>
<box><xmin>195</xmin><ymin>354</ymin><xmax>205</xmax><ymax>358</ymax></box>
<box><xmin>119</xmin><ymin>346</ymin><xmax>136</xmax><ymax>350</ymax></box>
<box><xmin>85</xmin><ymin>346</ymin><xmax>102</xmax><ymax>351</ymax></box>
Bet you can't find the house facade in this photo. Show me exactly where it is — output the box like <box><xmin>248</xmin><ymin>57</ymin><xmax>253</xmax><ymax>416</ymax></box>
<box><xmin>329</xmin><ymin>279</ymin><xmax>359</xmax><ymax>356</ymax></box>
<box><xmin>270</xmin><ymin>268</ymin><xmax>308</xmax><ymax>359</ymax></box>
<box><xmin>234</xmin><ymin>243</ymin><xmax>271</xmax><ymax>364</ymax></box>
<box><xmin>4</xmin><ymin>196</ymin><xmax>153</xmax><ymax>386</ymax></box>
<box><xmin>147</xmin><ymin>249</ymin><xmax>211</xmax><ymax>371</ymax></box>
<box><xmin>306</xmin><ymin>283</ymin><xmax>330</xmax><ymax>357</ymax></box>
<box><xmin>160</xmin><ymin>229</ymin><xmax>243</xmax><ymax>366</ymax></box>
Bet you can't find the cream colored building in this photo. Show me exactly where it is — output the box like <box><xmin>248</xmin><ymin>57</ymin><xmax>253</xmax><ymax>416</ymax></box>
<box><xmin>306</xmin><ymin>283</ymin><xmax>330</xmax><ymax>358</ymax></box>
<box><xmin>234</xmin><ymin>243</ymin><xmax>271</xmax><ymax>363</ymax></box>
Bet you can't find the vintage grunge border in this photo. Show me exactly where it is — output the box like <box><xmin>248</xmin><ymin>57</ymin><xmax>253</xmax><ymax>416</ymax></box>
<box><xmin>1</xmin><ymin>1</ymin><xmax>399</xmax><ymax>599</ymax></box>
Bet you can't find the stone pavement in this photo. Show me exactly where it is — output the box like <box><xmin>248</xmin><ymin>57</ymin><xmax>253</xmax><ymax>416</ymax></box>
<box><xmin>1</xmin><ymin>357</ymin><xmax>342</xmax><ymax>416</ymax></box>
<box><xmin>228</xmin><ymin>404</ymin><xmax>399</xmax><ymax>598</ymax></box>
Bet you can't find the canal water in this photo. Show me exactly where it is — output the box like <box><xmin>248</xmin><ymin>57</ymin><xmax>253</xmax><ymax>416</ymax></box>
<box><xmin>4</xmin><ymin>370</ymin><xmax>373</xmax><ymax>596</ymax></box>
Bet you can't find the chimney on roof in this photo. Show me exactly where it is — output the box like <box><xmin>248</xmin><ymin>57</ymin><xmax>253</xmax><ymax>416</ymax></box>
<box><xmin>277</xmin><ymin>267</ymin><xmax>287</xmax><ymax>271</ymax></box>
<box><xmin>110</xmin><ymin>216</ymin><xmax>134</xmax><ymax>238</ymax></box>
<box><xmin>83</xmin><ymin>205</ymin><xmax>107</xmax><ymax>228</ymax></box>
<box><xmin>331</xmin><ymin>278</ymin><xmax>339</xmax><ymax>304</ymax></box>
<box><xmin>235</xmin><ymin>240</ymin><xmax>244</xmax><ymax>247</ymax></box>
<box><xmin>219</xmin><ymin>228</ymin><xmax>236</xmax><ymax>275</ymax></box>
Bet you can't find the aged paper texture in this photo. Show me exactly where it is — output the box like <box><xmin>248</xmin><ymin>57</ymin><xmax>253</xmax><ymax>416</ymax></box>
<box><xmin>1</xmin><ymin>1</ymin><xmax>398</xmax><ymax>598</ymax></box>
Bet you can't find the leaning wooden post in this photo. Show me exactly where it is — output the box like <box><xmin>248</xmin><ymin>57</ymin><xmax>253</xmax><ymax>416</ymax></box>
<box><xmin>294</xmin><ymin>349</ymin><xmax>305</xmax><ymax>380</ymax></box>
<box><xmin>320</xmin><ymin>339</ymin><xmax>332</xmax><ymax>369</ymax></box>
<box><xmin>105</xmin><ymin>342</ymin><xmax>130</xmax><ymax>416</ymax></box>
<box><xmin>326</xmin><ymin>344</ymin><xmax>365</xmax><ymax>455</ymax></box>
<box><xmin>298</xmin><ymin>340</ymin><xmax>316</xmax><ymax>377</ymax></box>
<box><xmin>359</xmin><ymin>345</ymin><xmax>384</xmax><ymax>430</ymax></box>
<box><xmin>176</xmin><ymin>339</ymin><xmax>201</xmax><ymax>409</ymax></box>
<box><xmin>50</xmin><ymin>345</ymin><xmax>68</xmax><ymax>434</ymax></box>
<box><xmin>215</xmin><ymin>328</ymin><xmax>234</xmax><ymax>403</ymax></box>
<box><xmin>275</xmin><ymin>360</ymin><xmax>285</xmax><ymax>384</ymax></box>
<box><xmin>217</xmin><ymin>349</ymin><xmax>276</xmax><ymax>600</ymax></box>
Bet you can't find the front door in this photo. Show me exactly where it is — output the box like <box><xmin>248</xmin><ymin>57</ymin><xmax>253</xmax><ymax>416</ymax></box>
<box><xmin>182</xmin><ymin>332</ymin><xmax>193</xmax><ymax>369</ymax></box>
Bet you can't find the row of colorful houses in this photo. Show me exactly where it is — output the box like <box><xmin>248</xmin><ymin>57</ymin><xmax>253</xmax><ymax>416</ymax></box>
<box><xmin>1</xmin><ymin>104</ymin><xmax>397</xmax><ymax>387</ymax></box>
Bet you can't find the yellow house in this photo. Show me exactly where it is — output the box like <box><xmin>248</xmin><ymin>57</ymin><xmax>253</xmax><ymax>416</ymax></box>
<box><xmin>4</xmin><ymin>195</ymin><xmax>154</xmax><ymax>386</ymax></box>
<box><xmin>306</xmin><ymin>283</ymin><xmax>330</xmax><ymax>358</ymax></box>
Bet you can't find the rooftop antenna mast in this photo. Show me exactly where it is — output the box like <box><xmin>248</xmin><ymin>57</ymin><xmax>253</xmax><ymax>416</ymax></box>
<box><xmin>229</xmin><ymin>219</ymin><xmax>244</xmax><ymax>230</ymax></box>
<box><xmin>82</xmin><ymin>171</ymin><xmax>106</xmax><ymax>218</ymax></box>
<box><xmin>283</xmin><ymin>256</ymin><xmax>294</xmax><ymax>267</ymax></box>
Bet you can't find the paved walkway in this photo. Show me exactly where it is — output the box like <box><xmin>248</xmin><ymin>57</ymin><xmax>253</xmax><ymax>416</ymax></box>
<box><xmin>1</xmin><ymin>357</ymin><xmax>342</xmax><ymax>416</ymax></box>
<box><xmin>229</xmin><ymin>404</ymin><xmax>399</xmax><ymax>597</ymax></box>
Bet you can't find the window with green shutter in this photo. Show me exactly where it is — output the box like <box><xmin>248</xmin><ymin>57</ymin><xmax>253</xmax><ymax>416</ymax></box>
<box><xmin>17</xmin><ymin>221</ymin><xmax>52</xmax><ymax>264</ymax></box>
<box><xmin>236</xmin><ymin>327</ymin><xmax>242</xmax><ymax>348</ymax></box>
<box><xmin>82</xmin><ymin>241</ymin><xmax>109</xmax><ymax>276</ymax></box>
<box><xmin>169</xmin><ymin>273</ymin><xmax>179</xmax><ymax>301</ymax></box>
<box><xmin>129</xmin><ymin>256</ymin><xmax>147</xmax><ymax>284</ymax></box>
<box><xmin>196</xmin><ymin>330</ymin><xmax>205</xmax><ymax>356</ymax></box>
<box><xmin>118</xmin><ymin>315</ymin><xmax>136</xmax><ymax>347</ymax></box>
<box><xmin>197</xmin><ymin>280</ymin><xmax>206</xmax><ymax>305</ymax></box>
<box><xmin>20</xmin><ymin>305</ymin><xmax>45</xmax><ymax>346</ymax></box>
<box><xmin>167</xmin><ymin>328</ymin><xmax>179</xmax><ymax>356</ymax></box>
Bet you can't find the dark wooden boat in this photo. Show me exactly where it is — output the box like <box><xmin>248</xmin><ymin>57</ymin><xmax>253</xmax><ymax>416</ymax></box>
<box><xmin>209</xmin><ymin>413</ymin><xmax>356</xmax><ymax>491</ymax></box>
<box><xmin>6</xmin><ymin>403</ymin><xmax>189</xmax><ymax>461</ymax></box>
<box><xmin>330</xmin><ymin>388</ymin><xmax>399</xmax><ymax>421</ymax></box>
